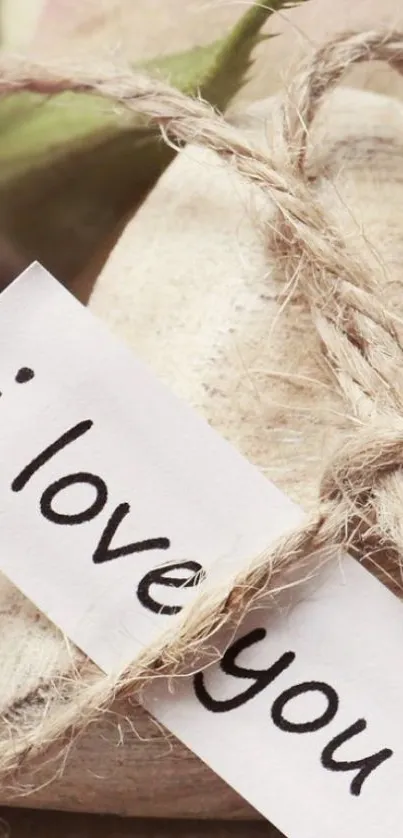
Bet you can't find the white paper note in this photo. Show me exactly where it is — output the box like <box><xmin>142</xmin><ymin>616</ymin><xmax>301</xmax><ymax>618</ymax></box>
<box><xmin>0</xmin><ymin>263</ymin><xmax>302</xmax><ymax>672</ymax></box>
<box><xmin>0</xmin><ymin>263</ymin><xmax>402</xmax><ymax>838</ymax></box>
<box><xmin>146</xmin><ymin>557</ymin><xmax>403</xmax><ymax>838</ymax></box>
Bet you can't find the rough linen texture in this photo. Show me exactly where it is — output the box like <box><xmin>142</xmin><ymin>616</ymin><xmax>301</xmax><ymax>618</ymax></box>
<box><xmin>0</xmin><ymin>31</ymin><xmax>402</xmax><ymax>815</ymax></box>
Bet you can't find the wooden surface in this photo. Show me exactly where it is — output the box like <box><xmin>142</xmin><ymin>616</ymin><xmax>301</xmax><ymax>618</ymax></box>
<box><xmin>0</xmin><ymin>810</ymin><xmax>281</xmax><ymax>838</ymax></box>
<box><xmin>1</xmin><ymin>699</ymin><xmax>259</xmax><ymax>820</ymax></box>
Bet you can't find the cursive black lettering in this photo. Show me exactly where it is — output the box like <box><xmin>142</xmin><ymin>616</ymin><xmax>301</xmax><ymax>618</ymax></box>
<box><xmin>194</xmin><ymin>628</ymin><xmax>295</xmax><ymax>713</ymax></box>
<box><xmin>40</xmin><ymin>472</ymin><xmax>108</xmax><ymax>525</ymax></box>
<box><xmin>92</xmin><ymin>502</ymin><xmax>170</xmax><ymax>563</ymax></box>
<box><xmin>321</xmin><ymin>719</ymin><xmax>393</xmax><ymax>796</ymax></box>
<box><xmin>12</xmin><ymin>420</ymin><xmax>93</xmax><ymax>492</ymax></box>
<box><xmin>271</xmin><ymin>681</ymin><xmax>339</xmax><ymax>733</ymax></box>
<box><xmin>137</xmin><ymin>560</ymin><xmax>205</xmax><ymax>615</ymax></box>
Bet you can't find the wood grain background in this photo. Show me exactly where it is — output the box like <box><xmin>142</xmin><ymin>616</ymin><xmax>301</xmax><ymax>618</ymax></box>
<box><xmin>0</xmin><ymin>810</ymin><xmax>281</xmax><ymax>838</ymax></box>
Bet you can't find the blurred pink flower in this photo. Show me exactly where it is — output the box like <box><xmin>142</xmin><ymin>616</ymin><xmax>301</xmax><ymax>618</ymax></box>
<box><xmin>2</xmin><ymin>0</ymin><xmax>127</xmax><ymax>57</ymax></box>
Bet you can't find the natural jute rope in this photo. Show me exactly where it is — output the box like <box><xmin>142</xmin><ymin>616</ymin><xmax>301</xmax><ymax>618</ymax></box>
<box><xmin>1</xmin><ymin>29</ymin><xmax>403</xmax><ymax>781</ymax></box>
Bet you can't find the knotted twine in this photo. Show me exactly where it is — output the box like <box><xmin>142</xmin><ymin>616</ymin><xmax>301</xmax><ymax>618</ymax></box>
<box><xmin>1</xmin><ymin>29</ymin><xmax>403</xmax><ymax>781</ymax></box>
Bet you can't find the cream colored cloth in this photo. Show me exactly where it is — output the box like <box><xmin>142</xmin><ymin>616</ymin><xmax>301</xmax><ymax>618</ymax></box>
<box><xmin>92</xmin><ymin>86</ymin><xmax>403</xmax><ymax>506</ymax></box>
<box><xmin>1</xmin><ymin>86</ymin><xmax>403</xmax><ymax>817</ymax></box>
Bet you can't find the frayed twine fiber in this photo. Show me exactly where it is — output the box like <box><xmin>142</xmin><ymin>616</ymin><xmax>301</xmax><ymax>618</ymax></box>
<box><xmin>1</xmin><ymin>29</ymin><xmax>403</xmax><ymax>782</ymax></box>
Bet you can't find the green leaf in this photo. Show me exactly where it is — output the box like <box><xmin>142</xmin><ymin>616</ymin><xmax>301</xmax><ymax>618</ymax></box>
<box><xmin>140</xmin><ymin>0</ymin><xmax>307</xmax><ymax>110</ymax></box>
<box><xmin>0</xmin><ymin>91</ymin><xmax>118</xmax><ymax>180</ymax></box>
<box><xmin>139</xmin><ymin>6</ymin><xmax>271</xmax><ymax>111</ymax></box>
<box><xmin>139</xmin><ymin>40</ymin><xmax>227</xmax><ymax>97</ymax></box>
<box><xmin>0</xmin><ymin>0</ymin><xmax>310</xmax><ymax>294</ymax></box>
